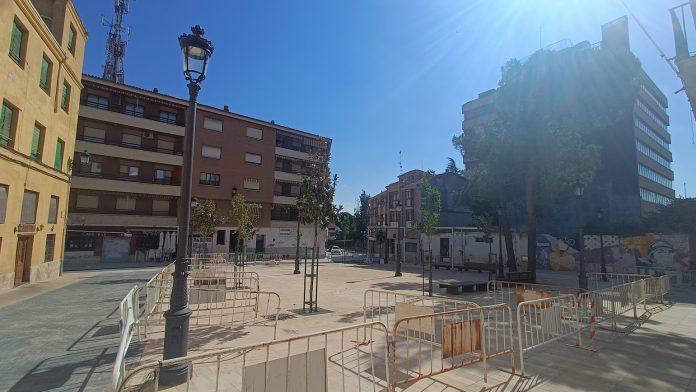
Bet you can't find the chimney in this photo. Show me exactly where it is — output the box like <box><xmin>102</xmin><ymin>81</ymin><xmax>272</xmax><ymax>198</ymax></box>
<box><xmin>153</xmin><ymin>88</ymin><xmax>159</xmax><ymax>93</ymax></box>
<box><xmin>223</xmin><ymin>105</ymin><xmax>229</xmax><ymax>112</ymax></box>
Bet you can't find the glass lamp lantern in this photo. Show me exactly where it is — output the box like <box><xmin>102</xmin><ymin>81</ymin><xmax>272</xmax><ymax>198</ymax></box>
<box><xmin>178</xmin><ymin>25</ymin><xmax>214</xmax><ymax>84</ymax></box>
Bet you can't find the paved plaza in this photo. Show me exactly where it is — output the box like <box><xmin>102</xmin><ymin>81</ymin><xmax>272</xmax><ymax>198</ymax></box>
<box><xmin>1</xmin><ymin>261</ymin><xmax>695</xmax><ymax>391</ymax></box>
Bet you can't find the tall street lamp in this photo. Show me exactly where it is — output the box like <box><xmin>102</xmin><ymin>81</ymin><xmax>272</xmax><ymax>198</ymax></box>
<box><xmin>160</xmin><ymin>25</ymin><xmax>213</xmax><ymax>386</ymax></box>
<box><xmin>575</xmin><ymin>186</ymin><xmax>587</xmax><ymax>290</ymax></box>
<box><xmin>596</xmin><ymin>208</ymin><xmax>607</xmax><ymax>281</ymax></box>
<box><xmin>395</xmin><ymin>201</ymin><xmax>402</xmax><ymax>277</ymax></box>
<box><xmin>497</xmin><ymin>208</ymin><xmax>504</xmax><ymax>278</ymax></box>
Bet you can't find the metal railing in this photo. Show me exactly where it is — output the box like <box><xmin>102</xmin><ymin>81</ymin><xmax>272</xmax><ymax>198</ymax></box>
<box><xmin>81</xmin><ymin>99</ymin><xmax>185</xmax><ymax>126</ymax></box>
<box><xmin>586</xmin><ymin>272</ymin><xmax>649</xmax><ymax>291</ymax></box>
<box><xmin>77</xmin><ymin>134</ymin><xmax>183</xmax><ymax>155</ymax></box>
<box><xmin>487</xmin><ymin>280</ymin><xmax>586</xmax><ymax>309</ymax></box>
<box><xmin>112</xmin><ymin>285</ymin><xmax>141</xmax><ymax>391</ymax></box>
<box><xmin>389</xmin><ymin>304</ymin><xmax>515</xmax><ymax>387</ymax></box>
<box><xmin>516</xmin><ymin>294</ymin><xmax>581</xmax><ymax>375</ymax></box>
<box><xmin>362</xmin><ymin>289</ymin><xmax>478</xmax><ymax>330</ymax></box>
<box><xmin>116</xmin><ymin>322</ymin><xmax>391</xmax><ymax>392</ymax></box>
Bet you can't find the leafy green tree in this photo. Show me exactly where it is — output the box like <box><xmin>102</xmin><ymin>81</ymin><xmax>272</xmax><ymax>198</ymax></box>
<box><xmin>353</xmin><ymin>190</ymin><xmax>371</xmax><ymax>248</ymax></box>
<box><xmin>191</xmin><ymin>199</ymin><xmax>224</xmax><ymax>239</ymax></box>
<box><xmin>336</xmin><ymin>211</ymin><xmax>355</xmax><ymax>248</ymax></box>
<box><xmin>416</xmin><ymin>171</ymin><xmax>441</xmax><ymax>293</ymax></box>
<box><xmin>445</xmin><ymin>157</ymin><xmax>463</xmax><ymax>175</ymax></box>
<box><xmin>230</xmin><ymin>194</ymin><xmax>261</xmax><ymax>263</ymax></box>
<box><xmin>643</xmin><ymin>198</ymin><xmax>696</xmax><ymax>234</ymax></box>
<box><xmin>453</xmin><ymin>45</ymin><xmax>641</xmax><ymax>282</ymax></box>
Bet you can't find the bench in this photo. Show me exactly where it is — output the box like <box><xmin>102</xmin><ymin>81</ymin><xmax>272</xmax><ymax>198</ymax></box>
<box><xmin>506</xmin><ymin>271</ymin><xmax>533</xmax><ymax>283</ymax></box>
<box><xmin>432</xmin><ymin>262</ymin><xmax>495</xmax><ymax>273</ymax></box>
<box><xmin>439</xmin><ymin>281</ymin><xmax>488</xmax><ymax>294</ymax></box>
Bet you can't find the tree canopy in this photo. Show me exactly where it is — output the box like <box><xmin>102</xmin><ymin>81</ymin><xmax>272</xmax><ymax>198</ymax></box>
<box><xmin>191</xmin><ymin>199</ymin><xmax>224</xmax><ymax>238</ymax></box>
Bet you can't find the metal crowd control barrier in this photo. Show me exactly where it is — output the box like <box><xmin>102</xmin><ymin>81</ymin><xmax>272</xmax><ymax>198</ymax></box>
<box><xmin>389</xmin><ymin>304</ymin><xmax>515</xmax><ymax>387</ymax></box>
<box><xmin>116</xmin><ymin>322</ymin><xmax>391</xmax><ymax>392</ymax></box>
<box><xmin>112</xmin><ymin>285</ymin><xmax>141</xmax><ymax>392</ymax></box>
<box><xmin>487</xmin><ymin>280</ymin><xmax>586</xmax><ymax>309</ymax></box>
<box><xmin>516</xmin><ymin>294</ymin><xmax>581</xmax><ymax>375</ymax></box>
<box><xmin>363</xmin><ymin>289</ymin><xmax>478</xmax><ymax>330</ymax></box>
<box><xmin>586</xmin><ymin>272</ymin><xmax>649</xmax><ymax>291</ymax></box>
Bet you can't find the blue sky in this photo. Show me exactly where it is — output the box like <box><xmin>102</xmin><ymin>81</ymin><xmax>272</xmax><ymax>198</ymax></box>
<box><xmin>74</xmin><ymin>0</ymin><xmax>696</xmax><ymax>212</ymax></box>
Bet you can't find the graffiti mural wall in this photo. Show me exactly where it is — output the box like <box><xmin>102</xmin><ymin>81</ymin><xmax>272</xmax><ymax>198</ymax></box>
<box><xmin>537</xmin><ymin>233</ymin><xmax>694</xmax><ymax>273</ymax></box>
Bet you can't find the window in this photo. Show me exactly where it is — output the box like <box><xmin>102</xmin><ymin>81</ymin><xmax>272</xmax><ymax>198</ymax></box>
<box><xmin>86</xmin><ymin>161</ymin><xmax>102</xmax><ymax>175</ymax></box>
<box><xmin>67</xmin><ymin>233</ymin><xmax>94</xmax><ymax>251</ymax></box>
<box><xmin>152</xmin><ymin>200</ymin><xmax>170</xmax><ymax>215</ymax></box>
<box><xmin>635</xmin><ymin>118</ymin><xmax>669</xmax><ymax>150</ymax></box>
<box><xmin>245</xmin><ymin>153</ymin><xmax>262</xmax><ymax>164</ymax></box>
<box><xmin>638</xmin><ymin>164</ymin><xmax>672</xmax><ymax>188</ymax></box>
<box><xmin>48</xmin><ymin>196</ymin><xmax>58</xmax><ymax>224</ymax></box>
<box><xmin>159</xmin><ymin>111</ymin><xmax>177</xmax><ymax>124</ymax></box>
<box><xmin>54</xmin><ymin>139</ymin><xmax>64</xmax><ymax>170</ymax></box>
<box><xmin>202</xmin><ymin>145</ymin><xmax>221</xmax><ymax>159</ymax></box>
<box><xmin>200</xmin><ymin>172</ymin><xmax>220</xmax><ymax>186</ymax></box>
<box><xmin>203</xmin><ymin>117</ymin><xmax>223</xmax><ymax>132</ymax></box>
<box><xmin>405</xmin><ymin>242</ymin><xmax>418</xmax><ymax>253</ymax></box>
<box><xmin>405</xmin><ymin>190</ymin><xmax>414</xmax><ymax>207</ymax></box>
<box><xmin>154</xmin><ymin>169</ymin><xmax>172</xmax><ymax>184</ymax></box>
<box><xmin>640</xmin><ymin>188</ymin><xmax>672</xmax><ymax>206</ymax></box>
<box><xmin>9</xmin><ymin>20</ymin><xmax>25</xmax><ymax>65</ymax></box>
<box><xmin>636</xmin><ymin>99</ymin><xmax>668</xmax><ymax>132</ymax></box>
<box><xmin>157</xmin><ymin>138</ymin><xmax>175</xmax><ymax>153</ymax></box>
<box><xmin>120</xmin><ymin>164</ymin><xmax>139</xmax><ymax>178</ymax></box>
<box><xmin>75</xmin><ymin>194</ymin><xmax>98</xmax><ymax>209</ymax></box>
<box><xmin>67</xmin><ymin>24</ymin><xmax>76</xmax><ymax>54</ymax></box>
<box><xmin>636</xmin><ymin>140</ymin><xmax>671</xmax><ymax>169</ymax></box>
<box><xmin>39</xmin><ymin>56</ymin><xmax>52</xmax><ymax>92</ymax></box>
<box><xmin>247</xmin><ymin>127</ymin><xmax>263</xmax><ymax>140</ymax></box>
<box><xmin>125</xmin><ymin>103</ymin><xmax>144</xmax><ymax>117</ymax></box>
<box><xmin>1</xmin><ymin>101</ymin><xmax>16</xmax><ymax>147</ymax></box>
<box><xmin>86</xmin><ymin>94</ymin><xmax>108</xmax><ymax>109</ymax></box>
<box><xmin>83</xmin><ymin>127</ymin><xmax>106</xmax><ymax>143</ymax></box>
<box><xmin>45</xmin><ymin>234</ymin><xmax>56</xmax><ymax>262</ymax></box>
<box><xmin>61</xmin><ymin>82</ymin><xmax>71</xmax><ymax>112</ymax></box>
<box><xmin>0</xmin><ymin>185</ymin><xmax>7</xmax><ymax>224</ymax></box>
<box><xmin>30</xmin><ymin>123</ymin><xmax>44</xmax><ymax>159</ymax></box>
<box><xmin>20</xmin><ymin>191</ymin><xmax>38</xmax><ymax>224</ymax></box>
<box><xmin>122</xmin><ymin>133</ymin><xmax>141</xmax><ymax>147</ymax></box>
<box><xmin>116</xmin><ymin>197</ymin><xmax>136</xmax><ymax>211</ymax></box>
<box><xmin>216</xmin><ymin>230</ymin><xmax>225</xmax><ymax>245</ymax></box>
<box><xmin>243</xmin><ymin>178</ymin><xmax>261</xmax><ymax>190</ymax></box>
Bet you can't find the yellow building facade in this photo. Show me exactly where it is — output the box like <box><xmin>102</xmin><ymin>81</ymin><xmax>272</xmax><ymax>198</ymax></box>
<box><xmin>0</xmin><ymin>0</ymin><xmax>86</xmax><ymax>289</ymax></box>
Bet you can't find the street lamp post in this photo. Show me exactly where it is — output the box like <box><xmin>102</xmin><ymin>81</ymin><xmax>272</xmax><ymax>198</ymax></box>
<box><xmin>497</xmin><ymin>208</ymin><xmax>504</xmax><ymax>278</ymax></box>
<box><xmin>596</xmin><ymin>209</ymin><xmax>607</xmax><ymax>281</ymax></box>
<box><xmin>575</xmin><ymin>186</ymin><xmax>587</xmax><ymax>290</ymax></box>
<box><xmin>395</xmin><ymin>201</ymin><xmax>403</xmax><ymax>277</ymax></box>
<box><xmin>160</xmin><ymin>25</ymin><xmax>213</xmax><ymax>386</ymax></box>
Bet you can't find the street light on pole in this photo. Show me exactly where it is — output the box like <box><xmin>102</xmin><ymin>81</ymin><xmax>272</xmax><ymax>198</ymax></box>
<box><xmin>160</xmin><ymin>25</ymin><xmax>213</xmax><ymax>386</ymax></box>
<box><xmin>596</xmin><ymin>208</ymin><xmax>607</xmax><ymax>281</ymax></box>
<box><xmin>575</xmin><ymin>186</ymin><xmax>587</xmax><ymax>290</ymax></box>
<box><xmin>395</xmin><ymin>200</ymin><xmax>403</xmax><ymax>277</ymax></box>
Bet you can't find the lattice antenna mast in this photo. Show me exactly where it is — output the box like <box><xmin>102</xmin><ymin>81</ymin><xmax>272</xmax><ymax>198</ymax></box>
<box><xmin>102</xmin><ymin>0</ymin><xmax>131</xmax><ymax>84</ymax></box>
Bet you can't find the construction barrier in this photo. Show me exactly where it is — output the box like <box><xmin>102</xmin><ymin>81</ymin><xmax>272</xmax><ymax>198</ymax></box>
<box><xmin>112</xmin><ymin>285</ymin><xmax>141</xmax><ymax>392</ymax></box>
<box><xmin>116</xmin><ymin>322</ymin><xmax>391</xmax><ymax>392</ymax></box>
<box><xmin>516</xmin><ymin>294</ymin><xmax>580</xmax><ymax>374</ymax></box>
<box><xmin>363</xmin><ymin>289</ymin><xmax>478</xmax><ymax>330</ymax></box>
<box><xmin>389</xmin><ymin>304</ymin><xmax>515</xmax><ymax>387</ymax></box>
<box><xmin>586</xmin><ymin>272</ymin><xmax>649</xmax><ymax>291</ymax></box>
<box><xmin>487</xmin><ymin>280</ymin><xmax>586</xmax><ymax>309</ymax></box>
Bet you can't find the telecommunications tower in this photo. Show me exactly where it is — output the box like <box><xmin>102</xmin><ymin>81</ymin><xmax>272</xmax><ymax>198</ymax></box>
<box><xmin>102</xmin><ymin>0</ymin><xmax>131</xmax><ymax>84</ymax></box>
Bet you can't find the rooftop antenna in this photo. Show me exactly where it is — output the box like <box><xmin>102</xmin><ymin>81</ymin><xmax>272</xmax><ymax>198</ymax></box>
<box><xmin>399</xmin><ymin>150</ymin><xmax>403</xmax><ymax>175</ymax></box>
<box><xmin>102</xmin><ymin>0</ymin><xmax>132</xmax><ymax>84</ymax></box>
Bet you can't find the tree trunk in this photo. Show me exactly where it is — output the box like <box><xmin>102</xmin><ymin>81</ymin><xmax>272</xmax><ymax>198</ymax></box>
<box><xmin>294</xmin><ymin>218</ymin><xmax>301</xmax><ymax>274</ymax></box>
<box><xmin>501</xmin><ymin>208</ymin><xmax>517</xmax><ymax>272</ymax></box>
<box><xmin>524</xmin><ymin>174</ymin><xmax>537</xmax><ymax>283</ymax></box>
<box><xmin>428</xmin><ymin>235</ymin><xmax>433</xmax><ymax>296</ymax></box>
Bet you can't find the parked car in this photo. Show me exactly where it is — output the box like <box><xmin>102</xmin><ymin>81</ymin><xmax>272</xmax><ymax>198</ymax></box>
<box><xmin>330</xmin><ymin>246</ymin><xmax>343</xmax><ymax>256</ymax></box>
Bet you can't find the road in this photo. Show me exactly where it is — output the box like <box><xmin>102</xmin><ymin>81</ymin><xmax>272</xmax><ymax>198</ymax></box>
<box><xmin>0</xmin><ymin>268</ymin><xmax>159</xmax><ymax>392</ymax></box>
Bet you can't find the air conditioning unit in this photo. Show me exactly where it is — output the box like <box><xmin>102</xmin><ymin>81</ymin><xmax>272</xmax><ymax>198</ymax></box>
<box><xmin>142</xmin><ymin>132</ymin><xmax>154</xmax><ymax>139</ymax></box>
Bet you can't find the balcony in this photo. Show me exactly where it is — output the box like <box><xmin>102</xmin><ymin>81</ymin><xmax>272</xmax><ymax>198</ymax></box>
<box><xmin>79</xmin><ymin>103</ymin><xmax>184</xmax><ymax>137</ymax></box>
<box><xmin>271</xmin><ymin>208</ymin><xmax>299</xmax><ymax>221</ymax></box>
<box><xmin>76</xmin><ymin>139</ymin><xmax>183</xmax><ymax>166</ymax></box>
<box><xmin>274</xmin><ymin>170</ymin><xmax>301</xmax><ymax>183</ymax></box>
<box><xmin>71</xmin><ymin>174</ymin><xmax>180</xmax><ymax>197</ymax></box>
<box><xmin>273</xmin><ymin>195</ymin><xmax>297</xmax><ymax>205</ymax></box>
<box><xmin>69</xmin><ymin>211</ymin><xmax>177</xmax><ymax>227</ymax></box>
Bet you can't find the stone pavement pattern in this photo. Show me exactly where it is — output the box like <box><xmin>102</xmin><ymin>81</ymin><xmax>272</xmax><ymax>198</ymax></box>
<box><xmin>134</xmin><ymin>261</ymin><xmax>696</xmax><ymax>391</ymax></box>
<box><xmin>0</xmin><ymin>267</ymin><xmax>161</xmax><ymax>392</ymax></box>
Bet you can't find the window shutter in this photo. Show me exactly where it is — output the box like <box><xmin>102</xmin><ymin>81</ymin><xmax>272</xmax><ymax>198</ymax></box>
<box><xmin>54</xmin><ymin>140</ymin><xmax>63</xmax><ymax>170</ymax></box>
<box><xmin>61</xmin><ymin>84</ymin><xmax>68</xmax><ymax>109</ymax></box>
<box><xmin>1</xmin><ymin>105</ymin><xmax>12</xmax><ymax>143</ymax></box>
<box><xmin>40</xmin><ymin>58</ymin><xmax>49</xmax><ymax>89</ymax></box>
<box><xmin>10</xmin><ymin>23</ymin><xmax>22</xmax><ymax>60</ymax></box>
<box><xmin>31</xmin><ymin>126</ymin><xmax>41</xmax><ymax>157</ymax></box>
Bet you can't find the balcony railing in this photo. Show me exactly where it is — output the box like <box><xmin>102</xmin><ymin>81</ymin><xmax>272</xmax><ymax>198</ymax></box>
<box><xmin>73</xmin><ymin>207</ymin><xmax>176</xmax><ymax>217</ymax></box>
<box><xmin>271</xmin><ymin>209</ymin><xmax>298</xmax><ymax>221</ymax></box>
<box><xmin>274</xmin><ymin>192</ymin><xmax>299</xmax><ymax>198</ymax></box>
<box><xmin>81</xmin><ymin>99</ymin><xmax>185</xmax><ymax>126</ymax></box>
<box><xmin>73</xmin><ymin>170</ymin><xmax>179</xmax><ymax>186</ymax></box>
<box><xmin>77</xmin><ymin>135</ymin><xmax>182</xmax><ymax>156</ymax></box>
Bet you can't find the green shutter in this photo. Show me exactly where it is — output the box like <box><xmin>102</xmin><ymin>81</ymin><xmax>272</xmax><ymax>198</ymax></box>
<box><xmin>54</xmin><ymin>140</ymin><xmax>63</xmax><ymax>170</ymax></box>
<box><xmin>0</xmin><ymin>104</ymin><xmax>12</xmax><ymax>145</ymax></box>
<box><xmin>10</xmin><ymin>22</ymin><xmax>23</xmax><ymax>61</ymax></box>
<box><xmin>68</xmin><ymin>27</ymin><xmax>75</xmax><ymax>52</ymax></box>
<box><xmin>31</xmin><ymin>126</ymin><xmax>41</xmax><ymax>158</ymax></box>
<box><xmin>61</xmin><ymin>83</ymin><xmax>69</xmax><ymax>110</ymax></box>
<box><xmin>40</xmin><ymin>58</ymin><xmax>49</xmax><ymax>90</ymax></box>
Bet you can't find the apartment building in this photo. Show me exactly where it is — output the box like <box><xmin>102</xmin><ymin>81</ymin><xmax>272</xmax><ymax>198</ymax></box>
<box><xmin>461</xmin><ymin>16</ymin><xmax>676</xmax><ymax>235</ymax></box>
<box><xmin>0</xmin><ymin>0</ymin><xmax>86</xmax><ymax>288</ymax></box>
<box><xmin>367</xmin><ymin>170</ymin><xmax>474</xmax><ymax>264</ymax></box>
<box><xmin>192</xmin><ymin>107</ymin><xmax>331</xmax><ymax>256</ymax></box>
<box><xmin>64</xmin><ymin>76</ymin><xmax>186</xmax><ymax>265</ymax></box>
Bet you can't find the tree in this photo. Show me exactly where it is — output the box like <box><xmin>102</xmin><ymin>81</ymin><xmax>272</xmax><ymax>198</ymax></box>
<box><xmin>191</xmin><ymin>199</ymin><xmax>225</xmax><ymax>252</ymax></box>
<box><xmin>353</xmin><ymin>190</ymin><xmax>371</xmax><ymax>249</ymax></box>
<box><xmin>475</xmin><ymin>213</ymin><xmax>494</xmax><ymax>278</ymax></box>
<box><xmin>453</xmin><ymin>45</ymin><xmax>641</xmax><ymax>282</ymax></box>
<box><xmin>336</xmin><ymin>211</ymin><xmax>354</xmax><ymax>248</ymax></box>
<box><xmin>229</xmin><ymin>194</ymin><xmax>261</xmax><ymax>265</ymax></box>
<box><xmin>445</xmin><ymin>157</ymin><xmax>463</xmax><ymax>175</ymax></box>
<box><xmin>415</xmin><ymin>171</ymin><xmax>441</xmax><ymax>295</ymax></box>
<box><xmin>643</xmin><ymin>198</ymin><xmax>696</xmax><ymax>234</ymax></box>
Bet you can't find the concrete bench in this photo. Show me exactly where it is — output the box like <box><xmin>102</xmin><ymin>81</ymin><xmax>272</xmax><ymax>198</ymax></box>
<box><xmin>506</xmin><ymin>271</ymin><xmax>533</xmax><ymax>283</ymax></box>
<box><xmin>439</xmin><ymin>281</ymin><xmax>488</xmax><ymax>294</ymax></box>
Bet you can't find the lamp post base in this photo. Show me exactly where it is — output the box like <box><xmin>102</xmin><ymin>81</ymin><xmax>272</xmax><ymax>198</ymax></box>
<box><xmin>159</xmin><ymin>307</ymin><xmax>193</xmax><ymax>386</ymax></box>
